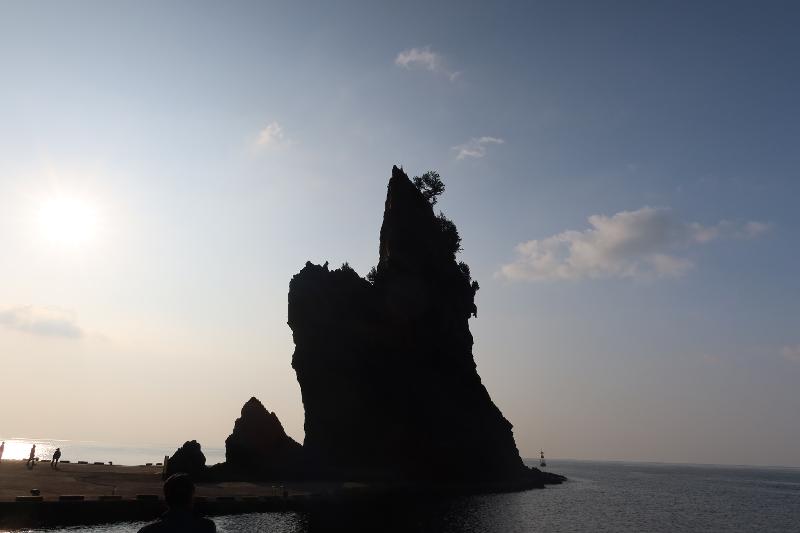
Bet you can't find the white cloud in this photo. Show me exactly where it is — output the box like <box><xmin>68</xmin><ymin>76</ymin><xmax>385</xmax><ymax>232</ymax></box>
<box><xmin>499</xmin><ymin>206</ymin><xmax>769</xmax><ymax>282</ymax></box>
<box><xmin>781</xmin><ymin>345</ymin><xmax>800</xmax><ymax>363</ymax></box>
<box><xmin>0</xmin><ymin>306</ymin><xmax>83</xmax><ymax>338</ymax></box>
<box><xmin>742</xmin><ymin>221</ymin><xmax>770</xmax><ymax>238</ymax></box>
<box><xmin>395</xmin><ymin>46</ymin><xmax>460</xmax><ymax>81</ymax></box>
<box><xmin>255</xmin><ymin>121</ymin><xmax>285</xmax><ymax>148</ymax></box>
<box><xmin>452</xmin><ymin>136</ymin><xmax>505</xmax><ymax>159</ymax></box>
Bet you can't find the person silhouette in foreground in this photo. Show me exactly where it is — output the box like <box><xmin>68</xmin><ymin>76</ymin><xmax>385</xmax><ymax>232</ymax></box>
<box><xmin>51</xmin><ymin>447</ymin><xmax>62</xmax><ymax>469</ymax></box>
<box><xmin>26</xmin><ymin>444</ymin><xmax>36</xmax><ymax>469</ymax></box>
<box><xmin>138</xmin><ymin>473</ymin><xmax>216</xmax><ymax>533</ymax></box>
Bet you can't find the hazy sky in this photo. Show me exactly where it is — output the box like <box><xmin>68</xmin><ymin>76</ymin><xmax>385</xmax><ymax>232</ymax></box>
<box><xmin>1</xmin><ymin>1</ymin><xmax>798</xmax><ymax>466</ymax></box>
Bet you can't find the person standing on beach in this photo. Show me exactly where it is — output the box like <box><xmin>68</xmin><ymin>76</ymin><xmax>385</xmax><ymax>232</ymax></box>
<box><xmin>0</xmin><ymin>441</ymin><xmax>4</xmax><ymax>462</ymax></box>
<box><xmin>51</xmin><ymin>448</ymin><xmax>61</xmax><ymax>469</ymax></box>
<box><xmin>138</xmin><ymin>473</ymin><xmax>216</xmax><ymax>532</ymax></box>
<box><xmin>26</xmin><ymin>444</ymin><xmax>36</xmax><ymax>468</ymax></box>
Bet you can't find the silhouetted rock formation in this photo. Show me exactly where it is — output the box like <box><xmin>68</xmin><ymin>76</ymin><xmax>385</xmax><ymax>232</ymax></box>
<box><xmin>221</xmin><ymin>397</ymin><xmax>304</xmax><ymax>479</ymax></box>
<box><xmin>289</xmin><ymin>165</ymin><xmax>558</xmax><ymax>488</ymax></box>
<box><xmin>166</xmin><ymin>440</ymin><xmax>208</xmax><ymax>479</ymax></box>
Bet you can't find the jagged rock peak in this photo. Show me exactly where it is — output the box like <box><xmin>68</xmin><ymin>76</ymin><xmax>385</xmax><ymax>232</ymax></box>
<box><xmin>224</xmin><ymin>397</ymin><xmax>302</xmax><ymax>474</ymax></box>
<box><xmin>379</xmin><ymin>165</ymin><xmax>447</xmax><ymax>275</ymax></box>
<box><xmin>240</xmin><ymin>397</ymin><xmax>285</xmax><ymax>431</ymax></box>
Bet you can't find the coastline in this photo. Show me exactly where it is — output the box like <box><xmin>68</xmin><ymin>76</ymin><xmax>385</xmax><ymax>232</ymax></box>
<box><xmin>0</xmin><ymin>459</ymin><xmax>326</xmax><ymax>529</ymax></box>
<box><xmin>0</xmin><ymin>438</ymin><xmax>225</xmax><ymax>468</ymax></box>
<box><xmin>0</xmin><ymin>459</ymin><xmax>564</xmax><ymax>529</ymax></box>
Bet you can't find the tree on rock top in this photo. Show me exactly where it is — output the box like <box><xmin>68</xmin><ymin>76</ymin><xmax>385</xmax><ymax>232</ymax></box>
<box><xmin>412</xmin><ymin>170</ymin><xmax>445</xmax><ymax>205</ymax></box>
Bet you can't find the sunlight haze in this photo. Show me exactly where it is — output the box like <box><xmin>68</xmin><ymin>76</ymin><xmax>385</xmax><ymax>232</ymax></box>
<box><xmin>1</xmin><ymin>1</ymin><xmax>798</xmax><ymax>468</ymax></box>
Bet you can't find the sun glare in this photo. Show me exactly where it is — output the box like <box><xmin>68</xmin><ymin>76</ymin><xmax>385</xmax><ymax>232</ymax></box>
<box><xmin>38</xmin><ymin>195</ymin><xmax>100</xmax><ymax>247</ymax></box>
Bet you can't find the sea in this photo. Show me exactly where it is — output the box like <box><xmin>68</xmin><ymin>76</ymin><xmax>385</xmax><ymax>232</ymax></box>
<box><xmin>0</xmin><ymin>438</ymin><xmax>225</xmax><ymax>467</ymax></box>
<box><xmin>2</xmin><ymin>439</ymin><xmax>799</xmax><ymax>532</ymax></box>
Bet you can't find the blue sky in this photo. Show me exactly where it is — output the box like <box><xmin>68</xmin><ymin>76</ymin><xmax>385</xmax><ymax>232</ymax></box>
<box><xmin>1</xmin><ymin>1</ymin><xmax>798</xmax><ymax>466</ymax></box>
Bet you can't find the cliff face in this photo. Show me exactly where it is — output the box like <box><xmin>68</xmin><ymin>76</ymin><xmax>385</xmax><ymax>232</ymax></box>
<box><xmin>223</xmin><ymin>397</ymin><xmax>303</xmax><ymax>478</ymax></box>
<box><xmin>289</xmin><ymin>166</ymin><xmax>532</xmax><ymax>484</ymax></box>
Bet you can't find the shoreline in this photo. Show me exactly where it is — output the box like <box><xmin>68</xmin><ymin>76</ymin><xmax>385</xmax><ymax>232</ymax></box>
<box><xmin>0</xmin><ymin>459</ymin><xmax>329</xmax><ymax>529</ymax></box>
<box><xmin>0</xmin><ymin>459</ymin><xmax>563</xmax><ymax>529</ymax></box>
<box><xmin>0</xmin><ymin>460</ymin><xmax>327</xmax><ymax>502</ymax></box>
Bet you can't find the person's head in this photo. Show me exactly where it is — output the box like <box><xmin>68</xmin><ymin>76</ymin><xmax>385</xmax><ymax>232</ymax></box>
<box><xmin>163</xmin><ymin>473</ymin><xmax>195</xmax><ymax>509</ymax></box>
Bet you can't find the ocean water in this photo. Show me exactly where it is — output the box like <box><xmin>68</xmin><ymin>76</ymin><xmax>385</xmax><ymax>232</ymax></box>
<box><xmin>0</xmin><ymin>438</ymin><xmax>225</xmax><ymax>467</ymax></box>
<box><xmin>7</xmin><ymin>459</ymin><xmax>800</xmax><ymax>532</ymax></box>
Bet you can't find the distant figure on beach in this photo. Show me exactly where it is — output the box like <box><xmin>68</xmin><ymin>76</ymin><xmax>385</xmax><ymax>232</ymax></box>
<box><xmin>51</xmin><ymin>448</ymin><xmax>62</xmax><ymax>469</ymax></box>
<box><xmin>26</xmin><ymin>444</ymin><xmax>36</xmax><ymax>469</ymax></box>
<box><xmin>0</xmin><ymin>441</ymin><xmax>4</xmax><ymax>462</ymax></box>
<box><xmin>137</xmin><ymin>473</ymin><xmax>215</xmax><ymax>532</ymax></box>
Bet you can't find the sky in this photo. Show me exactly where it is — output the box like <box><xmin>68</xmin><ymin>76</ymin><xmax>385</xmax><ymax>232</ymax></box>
<box><xmin>1</xmin><ymin>1</ymin><xmax>798</xmax><ymax>467</ymax></box>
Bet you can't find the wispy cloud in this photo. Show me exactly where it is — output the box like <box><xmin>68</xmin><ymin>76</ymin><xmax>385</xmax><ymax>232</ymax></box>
<box><xmin>690</xmin><ymin>220</ymin><xmax>770</xmax><ymax>243</ymax></box>
<box><xmin>781</xmin><ymin>345</ymin><xmax>800</xmax><ymax>363</ymax></box>
<box><xmin>255</xmin><ymin>121</ymin><xmax>286</xmax><ymax>148</ymax></box>
<box><xmin>452</xmin><ymin>136</ymin><xmax>505</xmax><ymax>159</ymax></box>
<box><xmin>499</xmin><ymin>207</ymin><xmax>770</xmax><ymax>282</ymax></box>
<box><xmin>395</xmin><ymin>46</ymin><xmax>460</xmax><ymax>81</ymax></box>
<box><xmin>0</xmin><ymin>306</ymin><xmax>83</xmax><ymax>339</ymax></box>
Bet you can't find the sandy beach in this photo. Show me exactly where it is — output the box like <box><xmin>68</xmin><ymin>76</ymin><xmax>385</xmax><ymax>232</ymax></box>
<box><xmin>0</xmin><ymin>460</ymin><xmax>322</xmax><ymax>502</ymax></box>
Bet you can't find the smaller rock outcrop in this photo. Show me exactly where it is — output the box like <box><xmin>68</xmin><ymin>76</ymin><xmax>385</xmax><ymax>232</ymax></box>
<box><xmin>530</xmin><ymin>466</ymin><xmax>566</xmax><ymax>485</ymax></box>
<box><xmin>166</xmin><ymin>440</ymin><xmax>208</xmax><ymax>479</ymax></box>
<box><xmin>222</xmin><ymin>397</ymin><xmax>304</xmax><ymax>479</ymax></box>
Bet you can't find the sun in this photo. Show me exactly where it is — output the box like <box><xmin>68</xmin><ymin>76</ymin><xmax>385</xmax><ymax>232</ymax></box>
<box><xmin>38</xmin><ymin>195</ymin><xmax>100</xmax><ymax>247</ymax></box>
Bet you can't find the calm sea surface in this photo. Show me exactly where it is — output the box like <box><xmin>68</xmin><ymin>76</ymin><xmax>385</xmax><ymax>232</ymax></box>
<box><xmin>0</xmin><ymin>438</ymin><xmax>225</xmax><ymax>467</ymax></box>
<box><xmin>4</xmin><ymin>451</ymin><xmax>799</xmax><ymax>532</ymax></box>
